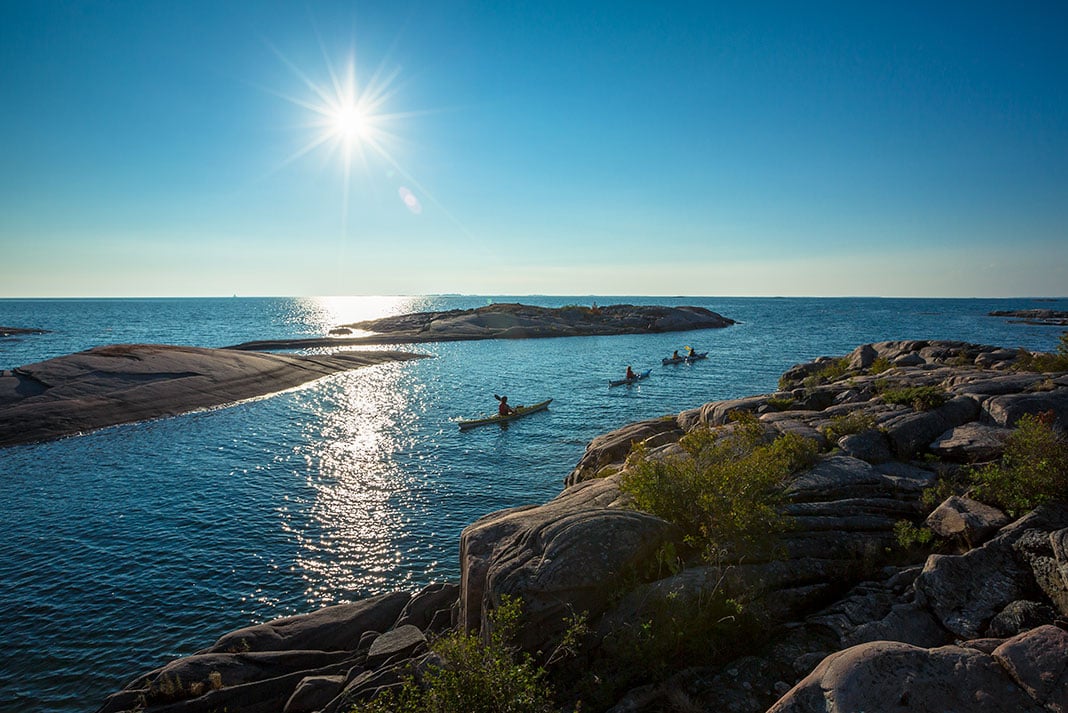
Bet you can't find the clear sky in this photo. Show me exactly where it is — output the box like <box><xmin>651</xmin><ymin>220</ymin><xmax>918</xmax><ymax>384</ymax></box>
<box><xmin>1</xmin><ymin>1</ymin><xmax>1066</xmax><ymax>297</ymax></box>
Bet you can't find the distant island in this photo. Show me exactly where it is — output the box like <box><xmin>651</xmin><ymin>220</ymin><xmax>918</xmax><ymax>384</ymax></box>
<box><xmin>227</xmin><ymin>303</ymin><xmax>736</xmax><ymax>350</ymax></box>
<box><xmin>989</xmin><ymin>309</ymin><xmax>1068</xmax><ymax>326</ymax></box>
<box><xmin>0</xmin><ymin>325</ymin><xmax>47</xmax><ymax>337</ymax></box>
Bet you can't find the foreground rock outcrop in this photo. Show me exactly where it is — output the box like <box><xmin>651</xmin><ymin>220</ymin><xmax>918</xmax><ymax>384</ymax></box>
<box><xmin>96</xmin><ymin>338</ymin><xmax>1068</xmax><ymax>713</ymax></box>
<box><xmin>228</xmin><ymin>303</ymin><xmax>736</xmax><ymax>350</ymax></box>
<box><xmin>0</xmin><ymin>344</ymin><xmax>426</xmax><ymax>447</ymax></box>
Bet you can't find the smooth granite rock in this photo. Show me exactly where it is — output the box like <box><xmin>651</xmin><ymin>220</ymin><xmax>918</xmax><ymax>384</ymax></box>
<box><xmin>0</xmin><ymin>344</ymin><xmax>426</xmax><ymax>447</ymax></box>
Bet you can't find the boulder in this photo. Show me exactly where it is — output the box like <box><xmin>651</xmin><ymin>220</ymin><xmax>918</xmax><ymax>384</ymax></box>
<box><xmin>566</xmin><ymin>418</ymin><xmax>682</xmax><ymax>485</ymax></box>
<box><xmin>365</xmin><ymin>625</ymin><xmax>427</xmax><ymax>668</ymax></box>
<box><xmin>881</xmin><ymin>395</ymin><xmax>980</xmax><ymax>459</ymax></box>
<box><xmin>394</xmin><ymin>582</ymin><xmax>458</xmax><ymax>633</ymax></box>
<box><xmin>283</xmin><ymin>675</ymin><xmax>346</xmax><ymax>713</ymax></box>
<box><xmin>984</xmin><ymin>389</ymin><xmax>1068</xmax><ymax>428</ymax></box>
<box><xmin>929</xmin><ymin>422</ymin><xmax>1011</xmax><ymax>462</ymax></box>
<box><xmin>458</xmin><ymin>475</ymin><xmax>635</xmax><ymax>637</ymax></box>
<box><xmin>768</xmin><ymin>640</ymin><xmax>1046</xmax><ymax>712</ymax></box>
<box><xmin>142</xmin><ymin>650</ymin><xmax>351</xmax><ymax>695</ymax></box>
<box><xmin>836</xmin><ymin>429</ymin><xmax>892</xmax><ymax>463</ymax></box>
<box><xmin>847</xmin><ymin>343</ymin><xmax>877</xmax><ymax>371</ymax></box>
<box><xmin>1013</xmin><ymin>529</ymin><xmax>1068</xmax><ymax>616</ymax></box>
<box><xmin>206</xmin><ymin>592</ymin><xmax>411</xmax><ymax>654</ymax></box>
<box><xmin>699</xmin><ymin>396</ymin><xmax>773</xmax><ymax>426</ymax></box>
<box><xmin>914</xmin><ymin>540</ymin><xmax>1033</xmax><ymax>638</ymax></box>
<box><xmin>992</xmin><ymin>625</ymin><xmax>1068</xmax><ymax>711</ymax></box>
<box><xmin>480</xmin><ymin>503</ymin><xmax>678</xmax><ymax>653</ymax></box>
<box><xmin>925</xmin><ymin>496</ymin><xmax>1010</xmax><ymax>546</ymax></box>
<box><xmin>988</xmin><ymin>601</ymin><xmax>1058</xmax><ymax>637</ymax></box>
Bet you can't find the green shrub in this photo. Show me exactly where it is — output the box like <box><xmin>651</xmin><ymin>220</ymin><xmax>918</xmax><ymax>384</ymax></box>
<box><xmin>877</xmin><ymin>384</ymin><xmax>947</xmax><ymax>411</ymax></box>
<box><xmin>869</xmin><ymin>356</ymin><xmax>893</xmax><ymax>374</ymax></box>
<box><xmin>801</xmin><ymin>357</ymin><xmax>851</xmax><ymax>389</ymax></box>
<box><xmin>969</xmin><ymin>413</ymin><xmax>1068</xmax><ymax>517</ymax></box>
<box><xmin>1014</xmin><ymin>333</ymin><xmax>1068</xmax><ymax>372</ymax></box>
<box><xmin>894</xmin><ymin>520</ymin><xmax>934</xmax><ymax>550</ymax></box>
<box><xmin>620</xmin><ymin>415</ymin><xmax>818</xmax><ymax>559</ymax></box>
<box><xmin>349</xmin><ymin>596</ymin><xmax>557</xmax><ymax>713</ymax></box>
<box><xmin>822</xmin><ymin>412</ymin><xmax>877</xmax><ymax>442</ymax></box>
<box><xmin>765</xmin><ymin>397</ymin><xmax>797</xmax><ymax>411</ymax></box>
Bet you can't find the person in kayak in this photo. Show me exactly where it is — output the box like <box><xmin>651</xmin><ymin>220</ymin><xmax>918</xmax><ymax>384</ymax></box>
<box><xmin>498</xmin><ymin>395</ymin><xmax>515</xmax><ymax>416</ymax></box>
<box><xmin>625</xmin><ymin>366</ymin><xmax>636</xmax><ymax>380</ymax></box>
<box><xmin>671</xmin><ymin>350</ymin><xmax>680</xmax><ymax>359</ymax></box>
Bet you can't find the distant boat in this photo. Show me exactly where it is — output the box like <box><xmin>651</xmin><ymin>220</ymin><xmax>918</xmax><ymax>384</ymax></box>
<box><xmin>458</xmin><ymin>398</ymin><xmax>553</xmax><ymax>430</ymax></box>
<box><xmin>609</xmin><ymin>369</ymin><xmax>651</xmax><ymax>387</ymax></box>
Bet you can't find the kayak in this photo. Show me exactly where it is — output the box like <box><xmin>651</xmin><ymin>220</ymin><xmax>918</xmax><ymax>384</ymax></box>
<box><xmin>458</xmin><ymin>398</ymin><xmax>553</xmax><ymax>430</ymax></box>
<box><xmin>609</xmin><ymin>369</ymin><xmax>652</xmax><ymax>387</ymax></box>
<box><xmin>662</xmin><ymin>351</ymin><xmax>708</xmax><ymax>365</ymax></box>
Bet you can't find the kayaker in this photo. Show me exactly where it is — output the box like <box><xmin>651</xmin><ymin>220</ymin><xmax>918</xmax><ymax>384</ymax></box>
<box><xmin>672</xmin><ymin>350</ymin><xmax>680</xmax><ymax>359</ymax></box>
<box><xmin>625</xmin><ymin>366</ymin><xmax>636</xmax><ymax>380</ymax></box>
<box><xmin>685</xmin><ymin>346</ymin><xmax>695</xmax><ymax>357</ymax></box>
<box><xmin>498</xmin><ymin>395</ymin><xmax>515</xmax><ymax>416</ymax></box>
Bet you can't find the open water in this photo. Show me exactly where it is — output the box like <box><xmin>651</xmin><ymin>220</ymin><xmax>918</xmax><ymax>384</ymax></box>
<box><xmin>0</xmin><ymin>295</ymin><xmax>1064</xmax><ymax>712</ymax></box>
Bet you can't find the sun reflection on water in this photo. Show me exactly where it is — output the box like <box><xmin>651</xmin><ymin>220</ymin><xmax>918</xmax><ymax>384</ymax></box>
<box><xmin>285</xmin><ymin>295</ymin><xmax>438</xmax><ymax>337</ymax></box>
<box><xmin>284</xmin><ymin>360</ymin><xmax>426</xmax><ymax>604</ymax></box>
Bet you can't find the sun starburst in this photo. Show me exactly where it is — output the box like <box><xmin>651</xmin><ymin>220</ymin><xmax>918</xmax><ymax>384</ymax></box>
<box><xmin>265</xmin><ymin>37</ymin><xmax>470</xmax><ymax>250</ymax></box>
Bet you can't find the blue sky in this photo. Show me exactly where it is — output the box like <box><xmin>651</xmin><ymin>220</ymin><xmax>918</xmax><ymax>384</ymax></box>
<box><xmin>1</xmin><ymin>1</ymin><xmax>1065</xmax><ymax>297</ymax></box>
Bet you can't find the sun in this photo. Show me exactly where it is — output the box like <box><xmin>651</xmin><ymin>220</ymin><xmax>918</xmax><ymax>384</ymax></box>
<box><xmin>269</xmin><ymin>45</ymin><xmax>400</xmax><ymax>179</ymax></box>
<box><xmin>268</xmin><ymin>40</ymin><xmax>456</xmax><ymax>232</ymax></box>
<box><xmin>332</xmin><ymin>103</ymin><xmax>369</xmax><ymax>143</ymax></box>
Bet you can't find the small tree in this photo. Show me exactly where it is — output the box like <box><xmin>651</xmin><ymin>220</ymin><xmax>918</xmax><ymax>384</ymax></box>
<box><xmin>970</xmin><ymin>413</ymin><xmax>1068</xmax><ymax>516</ymax></box>
<box><xmin>350</xmin><ymin>596</ymin><xmax>556</xmax><ymax>713</ymax></box>
<box><xmin>620</xmin><ymin>414</ymin><xmax>817</xmax><ymax>559</ymax></box>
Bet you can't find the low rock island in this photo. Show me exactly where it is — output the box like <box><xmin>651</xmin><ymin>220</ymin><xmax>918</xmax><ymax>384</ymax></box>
<box><xmin>989</xmin><ymin>309</ymin><xmax>1068</xmax><ymax>326</ymax></box>
<box><xmin>0</xmin><ymin>325</ymin><xmax>48</xmax><ymax>337</ymax></box>
<box><xmin>0</xmin><ymin>344</ymin><xmax>426</xmax><ymax>448</ymax></box>
<box><xmin>227</xmin><ymin>303</ymin><xmax>736</xmax><ymax>350</ymax></box>
<box><xmin>96</xmin><ymin>338</ymin><xmax>1068</xmax><ymax>713</ymax></box>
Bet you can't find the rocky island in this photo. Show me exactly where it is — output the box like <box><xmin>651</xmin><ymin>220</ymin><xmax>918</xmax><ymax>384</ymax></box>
<box><xmin>0</xmin><ymin>344</ymin><xmax>426</xmax><ymax>448</ymax></box>
<box><xmin>989</xmin><ymin>309</ymin><xmax>1068</xmax><ymax>326</ymax></box>
<box><xmin>227</xmin><ymin>303</ymin><xmax>736</xmax><ymax>350</ymax></box>
<box><xmin>96</xmin><ymin>336</ymin><xmax>1068</xmax><ymax>713</ymax></box>
<box><xmin>0</xmin><ymin>325</ymin><xmax>48</xmax><ymax>337</ymax></box>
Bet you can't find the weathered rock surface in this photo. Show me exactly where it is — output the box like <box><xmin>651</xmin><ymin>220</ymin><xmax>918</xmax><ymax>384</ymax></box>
<box><xmin>227</xmin><ymin>303</ymin><xmax>736</xmax><ymax>350</ymax></box>
<box><xmin>925</xmin><ymin>495</ymin><xmax>1010</xmax><ymax>545</ymax></box>
<box><xmin>929</xmin><ymin>422</ymin><xmax>1011</xmax><ymax>462</ymax></box>
<box><xmin>96</xmin><ymin>338</ymin><xmax>1068</xmax><ymax>713</ymax></box>
<box><xmin>0</xmin><ymin>344</ymin><xmax>426</xmax><ymax>447</ymax></box>
<box><xmin>768</xmin><ymin>638</ymin><xmax>1050</xmax><ymax>713</ymax></box>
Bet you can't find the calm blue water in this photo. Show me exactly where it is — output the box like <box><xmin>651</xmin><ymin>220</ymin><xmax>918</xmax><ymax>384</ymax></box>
<box><xmin>0</xmin><ymin>295</ymin><xmax>1064</xmax><ymax>711</ymax></box>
